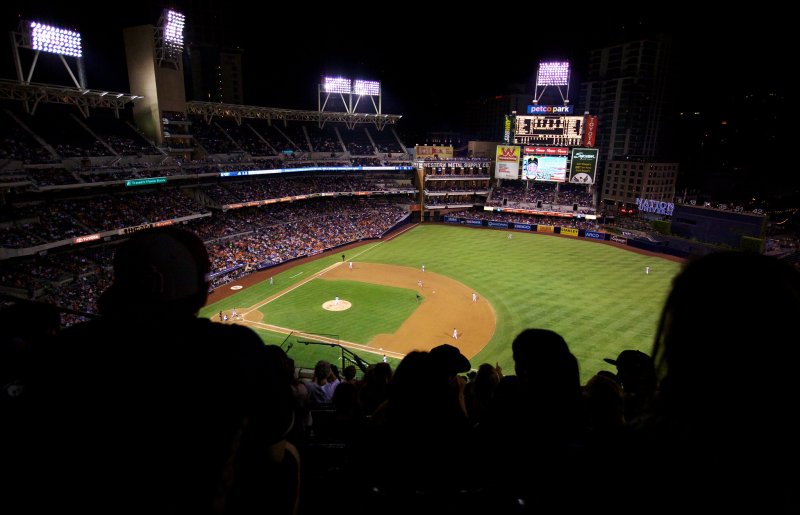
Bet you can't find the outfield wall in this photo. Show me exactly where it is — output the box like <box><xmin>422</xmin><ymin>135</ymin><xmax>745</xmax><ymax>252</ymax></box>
<box><xmin>442</xmin><ymin>215</ymin><xmax>612</xmax><ymax>243</ymax></box>
<box><xmin>442</xmin><ymin>214</ymin><xmax>714</xmax><ymax>259</ymax></box>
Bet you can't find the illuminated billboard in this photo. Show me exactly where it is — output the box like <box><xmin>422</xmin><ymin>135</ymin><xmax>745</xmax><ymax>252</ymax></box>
<box><xmin>522</xmin><ymin>146</ymin><xmax>567</xmax><ymax>182</ymax></box>
<box><xmin>495</xmin><ymin>145</ymin><xmax>520</xmax><ymax>179</ymax></box>
<box><xmin>583</xmin><ymin>115</ymin><xmax>597</xmax><ymax>147</ymax></box>
<box><xmin>569</xmin><ymin>148</ymin><xmax>598</xmax><ymax>185</ymax></box>
<box><xmin>514</xmin><ymin>115</ymin><xmax>584</xmax><ymax>146</ymax></box>
<box><xmin>527</xmin><ymin>105</ymin><xmax>573</xmax><ymax>114</ymax></box>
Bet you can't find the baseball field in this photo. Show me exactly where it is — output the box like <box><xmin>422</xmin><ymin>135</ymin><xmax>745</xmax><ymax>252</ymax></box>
<box><xmin>200</xmin><ymin>224</ymin><xmax>683</xmax><ymax>383</ymax></box>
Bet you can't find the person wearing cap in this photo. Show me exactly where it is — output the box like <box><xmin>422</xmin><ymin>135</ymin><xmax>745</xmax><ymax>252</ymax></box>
<box><xmin>30</xmin><ymin>227</ymin><xmax>299</xmax><ymax>514</ymax></box>
<box><xmin>430</xmin><ymin>343</ymin><xmax>472</xmax><ymax>417</ymax></box>
<box><xmin>603</xmin><ymin>349</ymin><xmax>656</xmax><ymax>421</ymax></box>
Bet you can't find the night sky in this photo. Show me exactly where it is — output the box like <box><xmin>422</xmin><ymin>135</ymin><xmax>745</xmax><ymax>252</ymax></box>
<box><xmin>0</xmin><ymin>3</ymin><xmax>790</xmax><ymax>199</ymax></box>
<box><xmin>1</xmin><ymin>4</ymin><xmax>785</xmax><ymax>115</ymax></box>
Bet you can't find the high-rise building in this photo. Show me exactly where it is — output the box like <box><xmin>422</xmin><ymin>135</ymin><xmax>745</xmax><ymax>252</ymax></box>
<box><xmin>580</xmin><ymin>36</ymin><xmax>675</xmax><ymax>209</ymax></box>
<box><xmin>579</xmin><ymin>36</ymin><xmax>673</xmax><ymax>161</ymax></box>
<box><xmin>188</xmin><ymin>45</ymin><xmax>243</xmax><ymax>104</ymax></box>
<box><xmin>602</xmin><ymin>158</ymin><xmax>677</xmax><ymax>208</ymax></box>
<box><xmin>182</xmin><ymin>0</ymin><xmax>244</xmax><ymax>104</ymax></box>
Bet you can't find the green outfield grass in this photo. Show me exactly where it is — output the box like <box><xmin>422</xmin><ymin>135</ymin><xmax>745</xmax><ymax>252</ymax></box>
<box><xmin>202</xmin><ymin>225</ymin><xmax>682</xmax><ymax>383</ymax></box>
<box><xmin>258</xmin><ymin>279</ymin><xmax>420</xmax><ymax>343</ymax></box>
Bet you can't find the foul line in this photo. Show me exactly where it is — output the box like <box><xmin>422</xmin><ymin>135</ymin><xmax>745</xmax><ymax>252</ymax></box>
<box><xmin>289</xmin><ymin>272</ymin><xmax>303</xmax><ymax>278</ymax></box>
<box><xmin>348</xmin><ymin>222</ymin><xmax>419</xmax><ymax>262</ymax></box>
<box><xmin>238</xmin><ymin>223</ymin><xmax>420</xmax><ymax>358</ymax></box>
<box><xmin>242</xmin><ymin>261</ymin><xmax>342</xmax><ymax>317</ymax></box>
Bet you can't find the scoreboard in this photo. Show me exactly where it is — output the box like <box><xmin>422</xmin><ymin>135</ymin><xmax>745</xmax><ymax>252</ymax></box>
<box><xmin>513</xmin><ymin>115</ymin><xmax>584</xmax><ymax>147</ymax></box>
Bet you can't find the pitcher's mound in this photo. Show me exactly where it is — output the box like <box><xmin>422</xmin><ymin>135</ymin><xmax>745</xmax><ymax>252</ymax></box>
<box><xmin>322</xmin><ymin>300</ymin><xmax>352</xmax><ymax>311</ymax></box>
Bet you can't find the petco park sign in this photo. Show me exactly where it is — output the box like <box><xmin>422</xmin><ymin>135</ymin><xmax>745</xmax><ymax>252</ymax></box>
<box><xmin>527</xmin><ymin>105</ymin><xmax>574</xmax><ymax>114</ymax></box>
<box><xmin>636</xmin><ymin>198</ymin><xmax>674</xmax><ymax>216</ymax></box>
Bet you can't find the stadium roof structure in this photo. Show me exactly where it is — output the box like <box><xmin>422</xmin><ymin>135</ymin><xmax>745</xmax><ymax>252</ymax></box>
<box><xmin>0</xmin><ymin>79</ymin><xmax>143</xmax><ymax>117</ymax></box>
<box><xmin>186</xmin><ymin>101</ymin><xmax>401</xmax><ymax>130</ymax></box>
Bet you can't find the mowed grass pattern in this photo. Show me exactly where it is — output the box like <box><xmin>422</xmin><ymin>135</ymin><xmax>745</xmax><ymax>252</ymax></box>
<box><xmin>357</xmin><ymin>225</ymin><xmax>682</xmax><ymax>382</ymax></box>
<box><xmin>201</xmin><ymin>224</ymin><xmax>682</xmax><ymax>383</ymax></box>
<box><xmin>260</xmin><ymin>279</ymin><xmax>420</xmax><ymax>344</ymax></box>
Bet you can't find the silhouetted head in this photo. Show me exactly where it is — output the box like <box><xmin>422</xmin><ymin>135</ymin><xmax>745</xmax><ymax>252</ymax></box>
<box><xmin>653</xmin><ymin>252</ymin><xmax>800</xmax><ymax>418</ymax></box>
<box><xmin>430</xmin><ymin>343</ymin><xmax>471</xmax><ymax>377</ymax></box>
<box><xmin>99</xmin><ymin>227</ymin><xmax>210</xmax><ymax>316</ymax></box>
<box><xmin>604</xmin><ymin>349</ymin><xmax>656</xmax><ymax>393</ymax></box>
<box><xmin>512</xmin><ymin>328</ymin><xmax>579</xmax><ymax>393</ymax></box>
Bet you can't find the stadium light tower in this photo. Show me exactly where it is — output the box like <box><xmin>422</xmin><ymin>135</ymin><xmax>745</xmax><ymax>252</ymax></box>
<box><xmin>533</xmin><ymin>60</ymin><xmax>570</xmax><ymax>105</ymax></box>
<box><xmin>318</xmin><ymin>76</ymin><xmax>382</xmax><ymax>116</ymax></box>
<box><xmin>155</xmin><ymin>9</ymin><xmax>185</xmax><ymax>69</ymax></box>
<box><xmin>10</xmin><ymin>20</ymin><xmax>86</xmax><ymax>88</ymax></box>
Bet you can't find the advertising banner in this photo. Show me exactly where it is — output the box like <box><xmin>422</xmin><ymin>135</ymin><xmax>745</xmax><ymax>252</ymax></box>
<box><xmin>488</xmin><ymin>221</ymin><xmax>509</xmax><ymax>229</ymax></box>
<box><xmin>466</xmin><ymin>219</ymin><xmax>483</xmax><ymax>226</ymax></box>
<box><xmin>610</xmin><ymin>235</ymin><xmax>628</xmax><ymax>245</ymax></box>
<box><xmin>537</xmin><ymin>225</ymin><xmax>555</xmax><ymax>233</ymax></box>
<box><xmin>584</xmin><ymin>231</ymin><xmax>604</xmax><ymax>240</ymax></box>
<box><xmin>569</xmin><ymin>148</ymin><xmax>598</xmax><ymax>185</ymax></box>
<box><xmin>560</xmin><ymin>227</ymin><xmax>579</xmax><ymax>237</ymax></box>
<box><xmin>636</xmin><ymin>198</ymin><xmax>675</xmax><ymax>216</ymax></box>
<box><xmin>513</xmin><ymin>223</ymin><xmax>532</xmax><ymax>231</ymax></box>
<box><xmin>495</xmin><ymin>145</ymin><xmax>521</xmax><ymax>179</ymax></box>
<box><xmin>527</xmin><ymin>105</ymin><xmax>574</xmax><ymax>114</ymax></box>
<box><xmin>583</xmin><ymin>116</ymin><xmax>597</xmax><ymax>147</ymax></box>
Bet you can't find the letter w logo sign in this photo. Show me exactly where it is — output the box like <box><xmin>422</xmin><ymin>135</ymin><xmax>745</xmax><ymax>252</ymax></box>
<box><xmin>500</xmin><ymin>148</ymin><xmax>516</xmax><ymax>158</ymax></box>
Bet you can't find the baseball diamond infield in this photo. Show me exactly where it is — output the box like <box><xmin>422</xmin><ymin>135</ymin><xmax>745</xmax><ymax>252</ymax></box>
<box><xmin>230</xmin><ymin>261</ymin><xmax>494</xmax><ymax>359</ymax></box>
<box><xmin>203</xmin><ymin>223</ymin><xmax>684</xmax><ymax>381</ymax></box>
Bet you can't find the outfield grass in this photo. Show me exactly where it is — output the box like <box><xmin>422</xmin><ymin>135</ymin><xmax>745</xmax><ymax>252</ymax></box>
<box><xmin>201</xmin><ymin>225</ymin><xmax>682</xmax><ymax>383</ymax></box>
<box><xmin>259</xmin><ymin>279</ymin><xmax>420</xmax><ymax>343</ymax></box>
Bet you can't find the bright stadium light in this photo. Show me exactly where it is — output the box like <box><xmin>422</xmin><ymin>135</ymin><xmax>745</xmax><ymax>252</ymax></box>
<box><xmin>29</xmin><ymin>21</ymin><xmax>82</xmax><ymax>57</ymax></box>
<box><xmin>324</xmin><ymin>77</ymin><xmax>352</xmax><ymax>93</ymax></box>
<box><xmin>319</xmin><ymin>76</ymin><xmax>383</xmax><ymax>115</ymax></box>
<box><xmin>353</xmin><ymin>79</ymin><xmax>380</xmax><ymax>96</ymax></box>
<box><xmin>155</xmin><ymin>9</ymin><xmax>185</xmax><ymax>68</ymax></box>
<box><xmin>536</xmin><ymin>61</ymin><xmax>570</xmax><ymax>86</ymax></box>
<box><xmin>163</xmin><ymin>10</ymin><xmax>185</xmax><ymax>50</ymax></box>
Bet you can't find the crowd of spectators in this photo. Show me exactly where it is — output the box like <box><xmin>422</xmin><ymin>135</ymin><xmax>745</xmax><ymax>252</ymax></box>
<box><xmin>1</xmin><ymin>196</ymin><xmax>407</xmax><ymax>319</ymax></box>
<box><xmin>487</xmin><ymin>182</ymin><xmax>594</xmax><ymax>212</ymax></box>
<box><xmin>199</xmin><ymin>199</ymin><xmax>406</xmax><ymax>288</ymax></box>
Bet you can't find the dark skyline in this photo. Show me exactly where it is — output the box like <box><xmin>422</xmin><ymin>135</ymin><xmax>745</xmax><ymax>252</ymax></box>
<box><xmin>0</xmin><ymin>4</ymin><xmax>793</xmax><ymax>205</ymax></box>
<box><xmin>1</xmin><ymin>4</ymin><xmax>786</xmax><ymax>117</ymax></box>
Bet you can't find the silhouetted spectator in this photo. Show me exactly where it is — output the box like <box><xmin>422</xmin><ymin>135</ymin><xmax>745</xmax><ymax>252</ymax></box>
<box><xmin>627</xmin><ymin>252</ymin><xmax>800</xmax><ymax>514</ymax></box>
<box><xmin>479</xmin><ymin>329</ymin><xmax>587</xmax><ymax>511</ymax></box>
<box><xmin>30</xmin><ymin>227</ymin><xmax>298</xmax><ymax>514</ymax></box>
<box><xmin>603</xmin><ymin>349</ymin><xmax>656</xmax><ymax>421</ymax></box>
